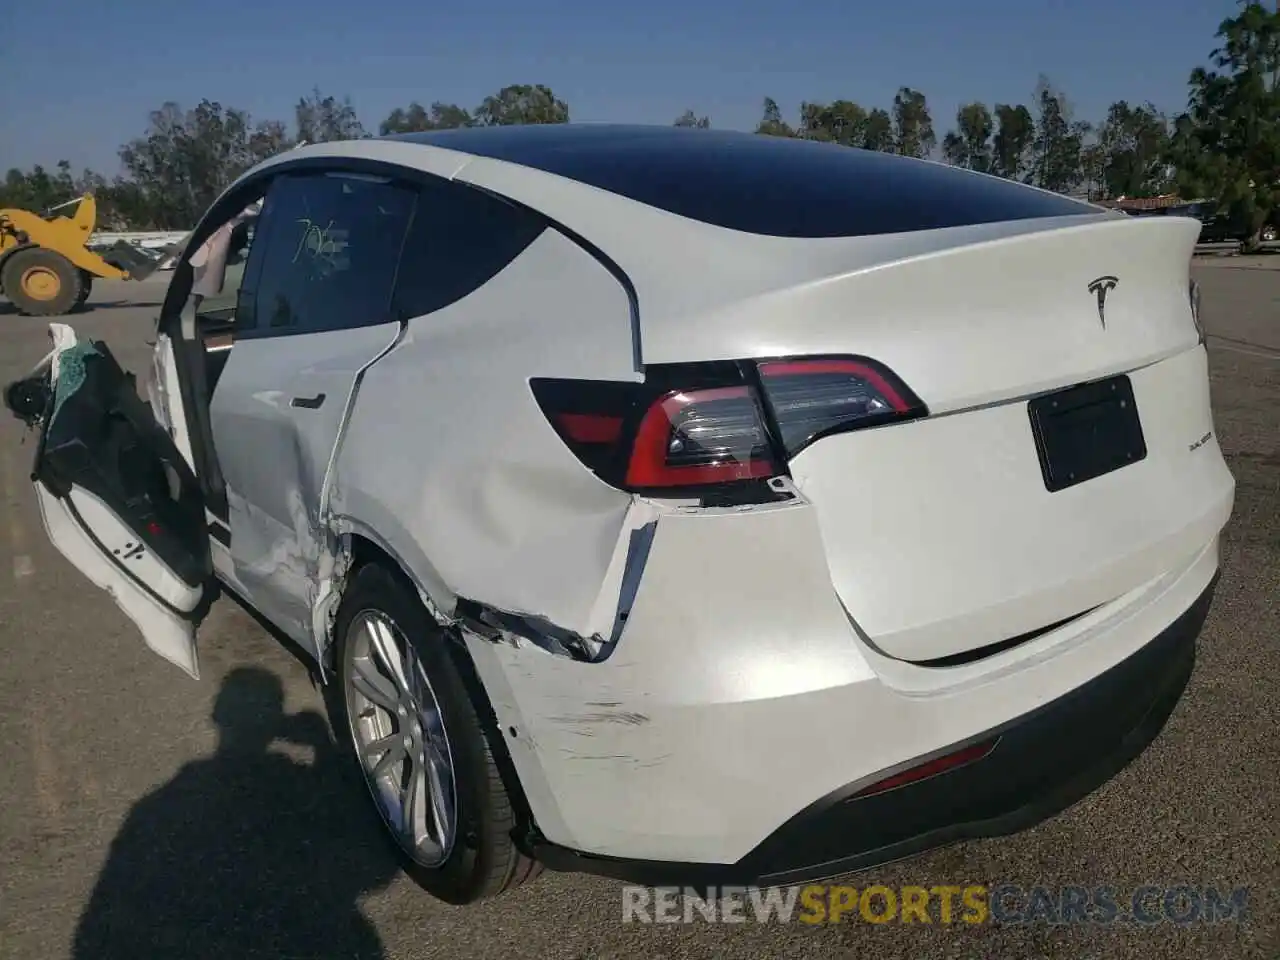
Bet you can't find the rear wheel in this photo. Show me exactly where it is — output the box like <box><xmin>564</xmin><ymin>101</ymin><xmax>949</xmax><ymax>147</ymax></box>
<box><xmin>1261</xmin><ymin>224</ymin><xmax>1278</xmax><ymax>243</ymax></box>
<box><xmin>75</xmin><ymin>270</ymin><xmax>93</xmax><ymax>305</ymax></box>
<box><xmin>1</xmin><ymin>247</ymin><xmax>83</xmax><ymax>317</ymax></box>
<box><xmin>330</xmin><ymin>563</ymin><xmax>543</xmax><ymax>904</ymax></box>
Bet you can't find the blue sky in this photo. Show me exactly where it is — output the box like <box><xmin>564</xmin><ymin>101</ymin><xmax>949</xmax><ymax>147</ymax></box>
<box><xmin>3</xmin><ymin>0</ymin><xmax>1231</xmax><ymax>175</ymax></box>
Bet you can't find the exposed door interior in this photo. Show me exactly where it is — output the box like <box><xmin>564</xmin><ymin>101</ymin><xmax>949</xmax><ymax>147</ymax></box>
<box><xmin>190</xmin><ymin>201</ymin><xmax>262</xmax><ymax>398</ymax></box>
<box><xmin>5</xmin><ymin>326</ymin><xmax>215</xmax><ymax>676</ymax></box>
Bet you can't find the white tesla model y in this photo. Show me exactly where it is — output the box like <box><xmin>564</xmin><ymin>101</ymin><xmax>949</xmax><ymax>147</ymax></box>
<box><xmin>4</xmin><ymin>125</ymin><xmax>1234</xmax><ymax>904</ymax></box>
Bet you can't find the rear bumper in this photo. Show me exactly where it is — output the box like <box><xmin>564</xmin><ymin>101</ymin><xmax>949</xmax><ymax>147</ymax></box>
<box><xmin>465</xmin><ymin>493</ymin><xmax>1224</xmax><ymax>866</ymax></box>
<box><xmin>531</xmin><ymin>574</ymin><xmax>1216</xmax><ymax>887</ymax></box>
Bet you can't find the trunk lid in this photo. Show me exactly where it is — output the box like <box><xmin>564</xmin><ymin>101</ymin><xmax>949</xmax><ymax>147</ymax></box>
<box><xmin>639</xmin><ymin>214</ymin><xmax>1205</xmax><ymax>414</ymax></box>
<box><xmin>788</xmin><ymin>344</ymin><xmax>1233</xmax><ymax>662</ymax></box>
<box><xmin>641</xmin><ymin>214</ymin><xmax>1234</xmax><ymax>662</ymax></box>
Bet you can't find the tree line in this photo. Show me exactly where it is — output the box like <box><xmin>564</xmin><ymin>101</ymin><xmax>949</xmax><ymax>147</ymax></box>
<box><xmin>3</xmin><ymin>5</ymin><xmax>1276</xmax><ymax>244</ymax></box>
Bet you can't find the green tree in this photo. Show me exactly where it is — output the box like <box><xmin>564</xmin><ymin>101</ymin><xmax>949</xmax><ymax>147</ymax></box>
<box><xmin>892</xmin><ymin>87</ymin><xmax>935</xmax><ymax>158</ymax></box>
<box><xmin>1078</xmin><ymin>140</ymin><xmax>1108</xmax><ymax>200</ymax></box>
<box><xmin>379</xmin><ymin>101</ymin><xmax>473</xmax><ymax>134</ymax></box>
<box><xmin>799</xmin><ymin>100</ymin><xmax>870</xmax><ymax>145</ymax></box>
<box><xmin>1095</xmin><ymin>100</ymin><xmax>1171</xmax><ymax>198</ymax></box>
<box><xmin>863</xmin><ymin>108</ymin><xmax>895</xmax><ymax>152</ymax></box>
<box><xmin>942</xmin><ymin>102</ymin><xmax>994</xmax><ymax>171</ymax></box>
<box><xmin>990</xmin><ymin>103</ymin><xmax>1035</xmax><ymax>180</ymax></box>
<box><xmin>1167</xmin><ymin>3</ymin><xmax>1280</xmax><ymax>247</ymax></box>
<box><xmin>1029</xmin><ymin>77</ymin><xmax>1087</xmax><ymax>192</ymax></box>
<box><xmin>295</xmin><ymin>87</ymin><xmax>366</xmax><ymax>142</ymax></box>
<box><xmin>0</xmin><ymin>162</ymin><xmax>77</xmax><ymax>212</ymax></box>
<box><xmin>474</xmin><ymin>84</ymin><xmax>569</xmax><ymax>125</ymax></box>
<box><xmin>779</xmin><ymin>98</ymin><xmax>895</xmax><ymax>151</ymax></box>
<box><xmin>755</xmin><ymin>97</ymin><xmax>795</xmax><ymax>137</ymax></box>
<box><xmin>674</xmin><ymin>109</ymin><xmax>711</xmax><ymax>128</ymax></box>
<box><xmin>249</xmin><ymin>119</ymin><xmax>292</xmax><ymax>160</ymax></box>
<box><xmin>117</xmin><ymin>100</ymin><xmax>287</xmax><ymax>228</ymax></box>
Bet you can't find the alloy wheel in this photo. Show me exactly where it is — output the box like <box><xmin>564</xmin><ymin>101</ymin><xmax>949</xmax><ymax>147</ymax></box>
<box><xmin>345</xmin><ymin>609</ymin><xmax>457</xmax><ymax>867</ymax></box>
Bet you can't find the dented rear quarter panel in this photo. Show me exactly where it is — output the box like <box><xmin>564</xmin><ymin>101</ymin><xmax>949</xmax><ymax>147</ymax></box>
<box><xmin>461</xmin><ymin>497</ymin><xmax>879</xmax><ymax>861</ymax></box>
<box><xmin>328</xmin><ymin>225</ymin><xmax>641</xmax><ymax>634</ymax></box>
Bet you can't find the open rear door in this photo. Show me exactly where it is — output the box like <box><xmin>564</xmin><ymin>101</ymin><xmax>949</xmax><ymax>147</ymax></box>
<box><xmin>5</xmin><ymin>324</ymin><xmax>215</xmax><ymax>678</ymax></box>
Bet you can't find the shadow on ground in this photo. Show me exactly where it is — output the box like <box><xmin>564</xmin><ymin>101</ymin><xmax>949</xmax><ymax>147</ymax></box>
<box><xmin>72</xmin><ymin>667</ymin><xmax>399</xmax><ymax>960</ymax></box>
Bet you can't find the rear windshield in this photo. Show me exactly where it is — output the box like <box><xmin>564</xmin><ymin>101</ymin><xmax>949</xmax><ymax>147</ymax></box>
<box><xmin>395</xmin><ymin>125</ymin><xmax>1099</xmax><ymax>239</ymax></box>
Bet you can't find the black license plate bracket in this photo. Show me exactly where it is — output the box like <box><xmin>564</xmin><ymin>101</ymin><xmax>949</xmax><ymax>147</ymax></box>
<box><xmin>1028</xmin><ymin>375</ymin><xmax>1147</xmax><ymax>492</ymax></box>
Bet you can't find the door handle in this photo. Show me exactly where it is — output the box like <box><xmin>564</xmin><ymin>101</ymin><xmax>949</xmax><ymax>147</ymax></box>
<box><xmin>290</xmin><ymin>392</ymin><xmax>326</xmax><ymax>409</ymax></box>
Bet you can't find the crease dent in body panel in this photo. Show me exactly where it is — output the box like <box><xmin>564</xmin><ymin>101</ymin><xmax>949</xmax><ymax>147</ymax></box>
<box><xmin>453</xmin><ymin>496</ymin><xmax>660</xmax><ymax>661</ymax></box>
<box><xmin>308</xmin><ymin>321</ymin><xmax>411</xmax><ymax>674</ymax></box>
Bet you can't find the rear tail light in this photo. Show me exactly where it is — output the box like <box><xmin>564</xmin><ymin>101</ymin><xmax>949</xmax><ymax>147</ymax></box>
<box><xmin>532</xmin><ymin>355</ymin><xmax>925</xmax><ymax>497</ymax></box>
<box><xmin>627</xmin><ymin>386</ymin><xmax>774</xmax><ymax>487</ymax></box>
<box><xmin>757</xmin><ymin>358</ymin><xmax>919</xmax><ymax>457</ymax></box>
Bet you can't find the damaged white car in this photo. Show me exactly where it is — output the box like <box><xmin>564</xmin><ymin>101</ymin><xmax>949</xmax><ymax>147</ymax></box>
<box><xmin>4</xmin><ymin>126</ymin><xmax>1235</xmax><ymax>905</ymax></box>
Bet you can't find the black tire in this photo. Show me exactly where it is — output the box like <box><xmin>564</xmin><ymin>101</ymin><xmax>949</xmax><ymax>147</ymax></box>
<box><xmin>328</xmin><ymin>563</ymin><xmax>543</xmax><ymax>904</ymax></box>
<box><xmin>1261</xmin><ymin>224</ymin><xmax>1278</xmax><ymax>243</ymax></box>
<box><xmin>75</xmin><ymin>270</ymin><xmax>93</xmax><ymax>305</ymax></box>
<box><xmin>0</xmin><ymin>247</ymin><xmax>83</xmax><ymax>316</ymax></box>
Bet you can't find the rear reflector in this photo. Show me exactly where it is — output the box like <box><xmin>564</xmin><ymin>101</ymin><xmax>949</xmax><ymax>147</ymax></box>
<box><xmin>850</xmin><ymin>739</ymin><xmax>998</xmax><ymax>800</ymax></box>
<box><xmin>554</xmin><ymin>412</ymin><xmax>623</xmax><ymax>444</ymax></box>
<box><xmin>531</xmin><ymin>355</ymin><xmax>926</xmax><ymax>496</ymax></box>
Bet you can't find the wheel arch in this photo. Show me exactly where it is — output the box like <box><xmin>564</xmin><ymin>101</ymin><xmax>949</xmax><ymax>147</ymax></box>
<box><xmin>334</xmin><ymin>525</ymin><xmax>546</xmax><ymax>857</ymax></box>
<box><xmin>333</xmin><ymin>517</ymin><xmax>457</xmax><ymax>630</ymax></box>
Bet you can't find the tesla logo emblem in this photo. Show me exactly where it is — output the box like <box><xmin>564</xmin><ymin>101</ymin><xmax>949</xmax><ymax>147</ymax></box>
<box><xmin>1088</xmin><ymin>275</ymin><xmax>1119</xmax><ymax>329</ymax></box>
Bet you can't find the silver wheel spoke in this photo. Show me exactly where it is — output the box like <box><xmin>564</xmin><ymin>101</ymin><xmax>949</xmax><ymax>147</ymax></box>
<box><xmin>368</xmin><ymin>617</ymin><xmax>411</xmax><ymax>697</ymax></box>
<box><xmin>402</xmin><ymin>757</ymin><xmax>427</xmax><ymax>846</ymax></box>
<box><xmin>408</xmin><ymin>660</ymin><xmax>430</xmax><ymax>711</ymax></box>
<box><xmin>361</xmin><ymin>732</ymin><xmax>401</xmax><ymax>761</ymax></box>
<box><xmin>372</xmin><ymin>741</ymin><xmax>406</xmax><ymax>781</ymax></box>
<box><xmin>352</xmin><ymin>657</ymin><xmax>399</xmax><ymax>713</ymax></box>
<box><xmin>419</xmin><ymin>681</ymin><xmax>446</xmax><ymax>738</ymax></box>
<box><xmin>424</xmin><ymin>747</ymin><xmax>451</xmax><ymax>844</ymax></box>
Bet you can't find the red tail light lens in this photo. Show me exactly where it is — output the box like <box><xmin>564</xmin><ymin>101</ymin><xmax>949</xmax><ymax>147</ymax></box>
<box><xmin>758</xmin><ymin>358</ymin><xmax>923</xmax><ymax>457</ymax></box>
<box><xmin>531</xmin><ymin>355</ymin><xmax>925</xmax><ymax>496</ymax></box>
<box><xmin>627</xmin><ymin>386</ymin><xmax>775</xmax><ymax>487</ymax></box>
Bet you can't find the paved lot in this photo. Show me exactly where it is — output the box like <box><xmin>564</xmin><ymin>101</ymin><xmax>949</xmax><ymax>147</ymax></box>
<box><xmin>0</xmin><ymin>266</ymin><xmax>1276</xmax><ymax>960</ymax></box>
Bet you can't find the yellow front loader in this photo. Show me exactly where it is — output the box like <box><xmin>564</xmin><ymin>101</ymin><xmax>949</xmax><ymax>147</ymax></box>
<box><xmin>0</xmin><ymin>194</ymin><xmax>161</xmax><ymax>316</ymax></box>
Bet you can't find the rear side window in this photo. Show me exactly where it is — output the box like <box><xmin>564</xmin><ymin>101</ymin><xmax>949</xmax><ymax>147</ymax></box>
<box><xmin>245</xmin><ymin>173</ymin><xmax>416</xmax><ymax>336</ymax></box>
<box><xmin>392</xmin><ymin>180</ymin><xmax>546</xmax><ymax>319</ymax></box>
